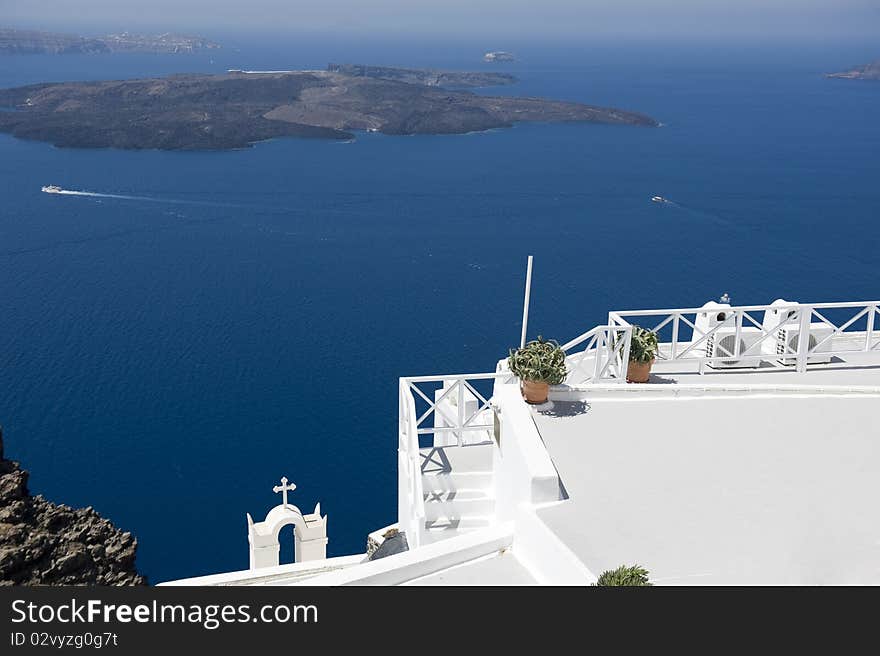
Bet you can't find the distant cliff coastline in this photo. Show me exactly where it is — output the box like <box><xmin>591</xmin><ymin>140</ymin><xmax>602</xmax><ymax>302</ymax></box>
<box><xmin>0</xmin><ymin>28</ymin><xmax>220</xmax><ymax>55</ymax></box>
<box><xmin>0</xmin><ymin>428</ymin><xmax>145</xmax><ymax>586</ymax></box>
<box><xmin>0</xmin><ymin>64</ymin><xmax>659</xmax><ymax>151</ymax></box>
<box><xmin>826</xmin><ymin>61</ymin><xmax>880</xmax><ymax>80</ymax></box>
<box><xmin>326</xmin><ymin>63</ymin><xmax>516</xmax><ymax>88</ymax></box>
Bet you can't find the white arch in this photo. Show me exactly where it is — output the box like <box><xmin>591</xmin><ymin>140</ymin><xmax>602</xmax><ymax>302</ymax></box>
<box><xmin>247</xmin><ymin>502</ymin><xmax>328</xmax><ymax>569</ymax></box>
<box><xmin>264</xmin><ymin>505</ymin><xmax>308</xmax><ymax>541</ymax></box>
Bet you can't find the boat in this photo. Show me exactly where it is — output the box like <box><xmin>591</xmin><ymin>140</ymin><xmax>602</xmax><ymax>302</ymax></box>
<box><xmin>41</xmin><ymin>185</ymin><xmax>63</xmax><ymax>194</ymax></box>
<box><xmin>483</xmin><ymin>51</ymin><xmax>515</xmax><ymax>63</ymax></box>
<box><xmin>651</xmin><ymin>195</ymin><xmax>666</xmax><ymax>203</ymax></box>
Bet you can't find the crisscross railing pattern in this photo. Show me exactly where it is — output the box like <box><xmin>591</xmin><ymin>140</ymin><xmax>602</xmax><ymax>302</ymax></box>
<box><xmin>607</xmin><ymin>301</ymin><xmax>880</xmax><ymax>373</ymax></box>
<box><xmin>560</xmin><ymin>324</ymin><xmax>633</xmax><ymax>385</ymax></box>
<box><xmin>404</xmin><ymin>374</ymin><xmax>500</xmax><ymax>446</ymax></box>
<box><xmin>398</xmin><ymin>372</ymin><xmax>506</xmax><ymax>549</ymax></box>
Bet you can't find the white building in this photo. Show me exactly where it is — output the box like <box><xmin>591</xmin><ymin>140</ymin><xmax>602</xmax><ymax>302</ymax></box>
<box><xmin>162</xmin><ymin>298</ymin><xmax>880</xmax><ymax>585</ymax></box>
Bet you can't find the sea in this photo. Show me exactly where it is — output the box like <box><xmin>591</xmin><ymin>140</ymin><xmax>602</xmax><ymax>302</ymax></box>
<box><xmin>0</xmin><ymin>35</ymin><xmax>877</xmax><ymax>582</ymax></box>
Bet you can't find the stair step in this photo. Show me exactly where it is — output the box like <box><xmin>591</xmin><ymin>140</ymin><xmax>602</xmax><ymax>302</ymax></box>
<box><xmin>419</xmin><ymin>515</ymin><xmax>496</xmax><ymax>545</ymax></box>
<box><xmin>419</xmin><ymin>444</ymin><xmax>495</xmax><ymax>475</ymax></box>
<box><xmin>424</xmin><ymin>516</ymin><xmax>494</xmax><ymax>532</ymax></box>
<box><xmin>421</xmin><ymin>471</ymin><xmax>493</xmax><ymax>492</ymax></box>
<box><xmin>423</xmin><ymin>494</ymin><xmax>496</xmax><ymax>521</ymax></box>
<box><xmin>422</xmin><ymin>488</ymin><xmax>493</xmax><ymax>503</ymax></box>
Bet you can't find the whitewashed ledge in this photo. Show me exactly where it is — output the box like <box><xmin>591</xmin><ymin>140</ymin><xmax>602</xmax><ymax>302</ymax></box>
<box><xmin>158</xmin><ymin>554</ymin><xmax>368</xmax><ymax>586</ymax></box>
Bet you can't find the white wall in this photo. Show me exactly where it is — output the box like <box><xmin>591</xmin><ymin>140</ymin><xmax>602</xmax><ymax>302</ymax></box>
<box><xmin>511</xmin><ymin>506</ymin><xmax>596</xmax><ymax>585</ymax></box>
<box><xmin>286</xmin><ymin>525</ymin><xmax>514</xmax><ymax>586</ymax></box>
<box><xmin>158</xmin><ymin>554</ymin><xmax>368</xmax><ymax>586</ymax></box>
<box><xmin>493</xmin><ymin>383</ymin><xmax>563</xmax><ymax>523</ymax></box>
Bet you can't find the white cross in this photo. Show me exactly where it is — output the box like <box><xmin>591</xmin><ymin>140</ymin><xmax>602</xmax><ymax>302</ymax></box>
<box><xmin>272</xmin><ymin>476</ymin><xmax>296</xmax><ymax>509</ymax></box>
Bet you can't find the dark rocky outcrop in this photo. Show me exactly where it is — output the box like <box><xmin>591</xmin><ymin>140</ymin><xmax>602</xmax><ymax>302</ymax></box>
<box><xmin>0</xmin><ymin>428</ymin><xmax>145</xmax><ymax>586</ymax></box>
<box><xmin>0</xmin><ymin>65</ymin><xmax>659</xmax><ymax>151</ymax></box>
<box><xmin>369</xmin><ymin>533</ymin><xmax>409</xmax><ymax>561</ymax></box>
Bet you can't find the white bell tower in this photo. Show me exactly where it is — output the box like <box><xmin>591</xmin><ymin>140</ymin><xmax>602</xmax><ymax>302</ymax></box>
<box><xmin>246</xmin><ymin>476</ymin><xmax>329</xmax><ymax>569</ymax></box>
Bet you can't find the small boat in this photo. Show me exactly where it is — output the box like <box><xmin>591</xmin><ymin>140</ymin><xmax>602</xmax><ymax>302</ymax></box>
<box><xmin>651</xmin><ymin>196</ymin><xmax>667</xmax><ymax>203</ymax></box>
<box><xmin>42</xmin><ymin>185</ymin><xmax>63</xmax><ymax>194</ymax></box>
<box><xmin>484</xmin><ymin>51</ymin><xmax>515</xmax><ymax>63</ymax></box>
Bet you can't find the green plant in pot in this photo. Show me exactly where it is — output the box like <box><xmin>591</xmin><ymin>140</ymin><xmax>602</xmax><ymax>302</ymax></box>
<box><xmin>626</xmin><ymin>325</ymin><xmax>659</xmax><ymax>383</ymax></box>
<box><xmin>593</xmin><ymin>564</ymin><xmax>653</xmax><ymax>586</ymax></box>
<box><xmin>508</xmin><ymin>336</ymin><xmax>567</xmax><ymax>404</ymax></box>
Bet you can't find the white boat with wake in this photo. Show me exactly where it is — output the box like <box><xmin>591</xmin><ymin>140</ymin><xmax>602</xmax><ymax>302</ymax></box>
<box><xmin>42</xmin><ymin>185</ymin><xmax>63</xmax><ymax>194</ymax></box>
<box><xmin>652</xmin><ymin>195</ymin><xmax>667</xmax><ymax>203</ymax></box>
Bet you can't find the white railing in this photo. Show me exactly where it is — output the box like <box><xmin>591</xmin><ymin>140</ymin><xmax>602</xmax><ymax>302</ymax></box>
<box><xmin>398</xmin><ymin>372</ymin><xmax>506</xmax><ymax>549</ymax></box>
<box><xmin>560</xmin><ymin>324</ymin><xmax>633</xmax><ymax>385</ymax></box>
<box><xmin>398</xmin><ymin>302</ymin><xmax>880</xmax><ymax>545</ymax></box>
<box><xmin>398</xmin><ymin>379</ymin><xmax>424</xmax><ymax>549</ymax></box>
<box><xmin>605</xmin><ymin>300</ymin><xmax>880</xmax><ymax>374</ymax></box>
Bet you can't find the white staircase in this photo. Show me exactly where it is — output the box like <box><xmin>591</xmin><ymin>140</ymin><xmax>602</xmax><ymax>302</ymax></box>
<box><xmin>419</xmin><ymin>444</ymin><xmax>496</xmax><ymax>543</ymax></box>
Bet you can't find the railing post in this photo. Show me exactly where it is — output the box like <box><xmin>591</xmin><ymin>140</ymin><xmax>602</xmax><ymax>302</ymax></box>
<box><xmin>619</xmin><ymin>326</ymin><xmax>632</xmax><ymax>382</ymax></box>
<box><xmin>397</xmin><ymin>379</ymin><xmax>410</xmax><ymax>544</ymax></box>
<box><xmin>457</xmin><ymin>380</ymin><xmax>465</xmax><ymax>447</ymax></box>
<box><xmin>593</xmin><ymin>331</ymin><xmax>604</xmax><ymax>382</ymax></box>
<box><xmin>867</xmin><ymin>305</ymin><xmax>876</xmax><ymax>351</ymax></box>
<box><xmin>397</xmin><ymin>378</ymin><xmax>424</xmax><ymax>550</ymax></box>
<box><xmin>734</xmin><ymin>310</ymin><xmax>743</xmax><ymax>357</ymax></box>
<box><xmin>671</xmin><ymin>314</ymin><xmax>680</xmax><ymax>359</ymax></box>
<box><xmin>796</xmin><ymin>305</ymin><xmax>811</xmax><ymax>373</ymax></box>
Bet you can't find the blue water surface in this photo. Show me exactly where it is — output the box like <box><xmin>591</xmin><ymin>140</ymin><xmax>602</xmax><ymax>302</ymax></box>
<box><xmin>0</xmin><ymin>36</ymin><xmax>877</xmax><ymax>582</ymax></box>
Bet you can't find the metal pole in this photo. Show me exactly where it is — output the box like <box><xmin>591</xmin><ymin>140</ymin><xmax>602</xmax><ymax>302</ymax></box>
<box><xmin>520</xmin><ymin>255</ymin><xmax>533</xmax><ymax>348</ymax></box>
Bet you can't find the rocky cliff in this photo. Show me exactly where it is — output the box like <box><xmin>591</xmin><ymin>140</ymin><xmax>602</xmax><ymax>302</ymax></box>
<box><xmin>0</xmin><ymin>428</ymin><xmax>145</xmax><ymax>586</ymax></box>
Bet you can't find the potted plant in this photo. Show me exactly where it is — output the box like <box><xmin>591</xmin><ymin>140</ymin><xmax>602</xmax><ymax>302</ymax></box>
<box><xmin>626</xmin><ymin>325</ymin><xmax>659</xmax><ymax>383</ymax></box>
<box><xmin>508</xmin><ymin>336</ymin><xmax>567</xmax><ymax>404</ymax></box>
<box><xmin>592</xmin><ymin>564</ymin><xmax>652</xmax><ymax>586</ymax></box>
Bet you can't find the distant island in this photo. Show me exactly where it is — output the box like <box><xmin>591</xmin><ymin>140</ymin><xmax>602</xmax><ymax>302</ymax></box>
<box><xmin>0</xmin><ymin>27</ymin><xmax>220</xmax><ymax>55</ymax></box>
<box><xmin>484</xmin><ymin>51</ymin><xmax>515</xmax><ymax>63</ymax></box>
<box><xmin>0</xmin><ymin>64</ymin><xmax>659</xmax><ymax>150</ymax></box>
<box><xmin>826</xmin><ymin>61</ymin><xmax>880</xmax><ymax>80</ymax></box>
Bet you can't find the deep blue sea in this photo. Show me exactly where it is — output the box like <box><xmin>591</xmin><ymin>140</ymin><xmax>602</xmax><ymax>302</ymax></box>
<box><xmin>0</xmin><ymin>36</ymin><xmax>877</xmax><ymax>582</ymax></box>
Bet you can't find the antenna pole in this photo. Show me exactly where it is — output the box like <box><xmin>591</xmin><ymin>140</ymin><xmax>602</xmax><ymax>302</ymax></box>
<box><xmin>520</xmin><ymin>255</ymin><xmax>533</xmax><ymax>349</ymax></box>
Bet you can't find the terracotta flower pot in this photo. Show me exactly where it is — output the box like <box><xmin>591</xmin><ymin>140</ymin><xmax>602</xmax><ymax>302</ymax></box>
<box><xmin>521</xmin><ymin>380</ymin><xmax>550</xmax><ymax>404</ymax></box>
<box><xmin>626</xmin><ymin>359</ymin><xmax>654</xmax><ymax>383</ymax></box>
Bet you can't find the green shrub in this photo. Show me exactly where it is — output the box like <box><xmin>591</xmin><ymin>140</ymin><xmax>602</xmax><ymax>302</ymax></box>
<box><xmin>628</xmin><ymin>326</ymin><xmax>659</xmax><ymax>364</ymax></box>
<box><xmin>508</xmin><ymin>336</ymin><xmax>567</xmax><ymax>385</ymax></box>
<box><xmin>593</xmin><ymin>565</ymin><xmax>652</xmax><ymax>586</ymax></box>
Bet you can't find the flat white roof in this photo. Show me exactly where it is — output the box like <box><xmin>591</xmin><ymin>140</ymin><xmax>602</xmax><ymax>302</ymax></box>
<box><xmin>531</xmin><ymin>391</ymin><xmax>880</xmax><ymax>584</ymax></box>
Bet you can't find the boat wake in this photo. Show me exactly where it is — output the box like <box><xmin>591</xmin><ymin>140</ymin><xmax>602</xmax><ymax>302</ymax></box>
<box><xmin>42</xmin><ymin>186</ymin><xmax>239</xmax><ymax>208</ymax></box>
<box><xmin>46</xmin><ymin>189</ymin><xmax>151</xmax><ymax>201</ymax></box>
<box><xmin>651</xmin><ymin>195</ymin><xmax>735</xmax><ymax>228</ymax></box>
